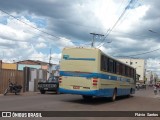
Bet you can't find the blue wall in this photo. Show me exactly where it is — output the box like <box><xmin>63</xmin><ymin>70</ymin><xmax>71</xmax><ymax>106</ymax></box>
<box><xmin>18</xmin><ymin>64</ymin><xmax>41</xmax><ymax>70</ymax></box>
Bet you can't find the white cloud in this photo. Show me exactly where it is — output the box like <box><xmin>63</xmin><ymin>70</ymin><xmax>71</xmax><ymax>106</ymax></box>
<box><xmin>35</xmin><ymin>43</ymin><xmax>47</xmax><ymax>49</ymax></box>
<box><xmin>0</xmin><ymin>0</ymin><xmax>160</xmax><ymax>75</ymax></box>
<box><xmin>0</xmin><ymin>15</ymin><xmax>46</xmax><ymax>62</ymax></box>
<box><xmin>0</xmin><ymin>13</ymin><xmax>72</xmax><ymax>64</ymax></box>
<box><xmin>115</xmin><ymin>37</ymin><xmax>137</xmax><ymax>46</ymax></box>
<box><xmin>0</xmin><ymin>18</ymin><xmax>37</xmax><ymax>42</ymax></box>
<box><xmin>117</xmin><ymin>5</ymin><xmax>149</xmax><ymax>32</ymax></box>
<box><xmin>100</xmin><ymin>46</ymin><xmax>113</xmax><ymax>55</ymax></box>
<box><xmin>94</xmin><ymin>0</ymin><xmax>118</xmax><ymax>30</ymax></box>
<box><xmin>56</xmin><ymin>37</ymin><xmax>75</xmax><ymax>49</ymax></box>
<box><xmin>37</xmin><ymin>37</ymin><xmax>46</xmax><ymax>42</ymax></box>
<box><xmin>50</xmin><ymin>53</ymin><xmax>61</xmax><ymax>64</ymax></box>
<box><xmin>29</xmin><ymin>52</ymin><xmax>46</xmax><ymax>60</ymax></box>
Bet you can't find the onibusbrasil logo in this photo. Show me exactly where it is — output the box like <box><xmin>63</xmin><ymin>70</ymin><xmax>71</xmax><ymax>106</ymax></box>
<box><xmin>1</xmin><ymin>112</ymin><xmax>42</xmax><ymax>118</ymax></box>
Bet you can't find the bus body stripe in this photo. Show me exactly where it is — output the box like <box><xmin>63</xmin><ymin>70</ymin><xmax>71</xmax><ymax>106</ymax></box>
<box><xmin>64</xmin><ymin>58</ymin><xmax>96</xmax><ymax>61</ymax></box>
<box><xmin>60</xmin><ymin>71</ymin><xmax>131</xmax><ymax>82</ymax></box>
<box><xmin>59</xmin><ymin>88</ymin><xmax>135</xmax><ymax>97</ymax></box>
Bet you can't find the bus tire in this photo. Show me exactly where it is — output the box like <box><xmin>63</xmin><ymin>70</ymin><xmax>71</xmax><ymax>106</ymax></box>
<box><xmin>55</xmin><ymin>90</ymin><xmax>60</xmax><ymax>94</ymax></box>
<box><xmin>111</xmin><ymin>89</ymin><xmax>117</xmax><ymax>101</ymax></box>
<box><xmin>130</xmin><ymin>88</ymin><xmax>133</xmax><ymax>94</ymax></box>
<box><xmin>82</xmin><ymin>95</ymin><xmax>93</xmax><ymax>100</ymax></box>
<box><xmin>127</xmin><ymin>88</ymin><xmax>133</xmax><ymax>97</ymax></box>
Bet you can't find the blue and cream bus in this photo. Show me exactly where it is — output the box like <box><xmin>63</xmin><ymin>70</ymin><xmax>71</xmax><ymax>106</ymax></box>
<box><xmin>59</xmin><ymin>47</ymin><xmax>136</xmax><ymax>101</ymax></box>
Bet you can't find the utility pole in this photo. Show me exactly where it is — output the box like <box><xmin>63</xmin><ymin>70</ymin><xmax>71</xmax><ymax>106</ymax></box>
<box><xmin>49</xmin><ymin>48</ymin><xmax>52</xmax><ymax>77</ymax></box>
<box><xmin>90</xmin><ymin>33</ymin><xmax>104</xmax><ymax>47</ymax></box>
<box><xmin>49</xmin><ymin>48</ymin><xmax>51</xmax><ymax>65</ymax></box>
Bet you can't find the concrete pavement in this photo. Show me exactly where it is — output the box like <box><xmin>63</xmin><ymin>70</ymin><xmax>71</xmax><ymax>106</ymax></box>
<box><xmin>135</xmin><ymin>86</ymin><xmax>160</xmax><ymax>99</ymax></box>
<box><xmin>0</xmin><ymin>88</ymin><xmax>160</xmax><ymax>120</ymax></box>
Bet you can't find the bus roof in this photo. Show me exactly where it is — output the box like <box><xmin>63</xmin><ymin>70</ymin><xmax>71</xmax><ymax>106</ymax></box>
<box><xmin>63</xmin><ymin>47</ymin><xmax>100</xmax><ymax>51</ymax></box>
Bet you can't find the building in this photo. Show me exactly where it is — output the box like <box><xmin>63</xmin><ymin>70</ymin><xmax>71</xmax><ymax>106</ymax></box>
<box><xmin>16</xmin><ymin>60</ymin><xmax>50</xmax><ymax>70</ymax></box>
<box><xmin>118</xmin><ymin>58</ymin><xmax>146</xmax><ymax>83</ymax></box>
<box><xmin>2</xmin><ymin>63</ymin><xmax>17</xmax><ymax>70</ymax></box>
<box><xmin>16</xmin><ymin>60</ymin><xmax>58</xmax><ymax>92</ymax></box>
<box><xmin>16</xmin><ymin>60</ymin><xmax>58</xmax><ymax>78</ymax></box>
<box><xmin>146</xmin><ymin>71</ymin><xmax>158</xmax><ymax>85</ymax></box>
<box><xmin>0</xmin><ymin>59</ymin><xmax>59</xmax><ymax>92</ymax></box>
<box><xmin>0</xmin><ymin>60</ymin><xmax>17</xmax><ymax>70</ymax></box>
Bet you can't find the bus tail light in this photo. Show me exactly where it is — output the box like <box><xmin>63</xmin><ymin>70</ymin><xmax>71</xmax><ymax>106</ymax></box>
<box><xmin>59</xmin><ymin>76</ymin><xmax>62</xmax><ymax>83</ymax></box>
<box><xmin>93</xmin><ymin>83</ymin><xmax>97</xmax><ymax>85</ymax></box>
<box><xmin>92</xmin><ymin>78</ymin><xmax>98</xmax><ymax>86</ymax></box>
<box><xmin>93</xmin><ymin>79</ymin><xmax>98</xmax><ymax>82</ymax></box>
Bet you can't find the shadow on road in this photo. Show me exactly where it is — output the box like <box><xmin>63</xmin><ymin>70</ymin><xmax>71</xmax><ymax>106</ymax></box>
<box><xmin>62</xmin><ymin>95</ymin><xmax>133</xmax><ymax>105</ymax></box>
<box><xmin>38</xmin><ymin>92</ymin><xmax>62</xmax><ymax>95</ymax></box>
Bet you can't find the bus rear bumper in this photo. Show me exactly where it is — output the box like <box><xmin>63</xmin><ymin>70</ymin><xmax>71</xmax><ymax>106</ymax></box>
<box><xmin>59</xmin><ymin>88</ymin><xmax>113</xmax><ymax>97</ymax></box>
<box><xmin>59</xmin><ymin>88</ymin><xmax>135</xmax><ymax>97</ymax></box>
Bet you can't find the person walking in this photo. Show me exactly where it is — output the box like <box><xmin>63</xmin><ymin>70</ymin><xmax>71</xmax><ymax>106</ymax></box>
<box><xmin>154</xmin><ymin>85</ymin><xmax>157</xmax><ymax>95</ymax></box>
<box><xmin>158</xmin><ymin>84</ymin><xmax>160</xmax><ymax>94</ymax></box>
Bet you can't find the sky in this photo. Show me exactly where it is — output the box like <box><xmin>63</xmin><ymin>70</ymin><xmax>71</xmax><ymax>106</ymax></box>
<box><xmin>0</xmin><ymin>0</ymin><xmax>160</xmax><ymax>75</ymax></box>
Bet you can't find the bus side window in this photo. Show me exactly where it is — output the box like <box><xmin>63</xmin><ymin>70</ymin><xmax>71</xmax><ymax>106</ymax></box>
<box><xmin>131</xmin><ymin>68</ymin><xmax>135</xmax><ymax>79</ymax></box>
<box><xmin>101</xmin><ymin>55</ymin><xmax>108</xmax><ymax>72</ymax></box>
<box><xmin>134</xmin><ymin>69</ymin><xmax>136</xmax><ymax>81</ymax></box>
<box><xmin>113</xmin><ymin>61</ymin><xmax>116</xmax><ymax>73</ymax></box>
<box><xmin>116</xmin><ymin>62</ymin><xmax>120</xmax><ymax>74</ymax></box>
<box><xmin>129</xmin><ymin>68</ymin><xmax>131</xmax><ymax>77</ymax></box>
<box><xmin>122</xmin><ymin>65</ymin><xmax>125</xmax><ymax>76</ymax></box>
<box><xmin>125</xmin><ymin>66</ymin><xmax>129</xmax><ymax>77</ymax></box>
<box><xmin>101</xmin><ymin>55</ymin><xmax>105</xmax><ymax>71</ymax></box>
<box><xmin>104</xmin><ymin>56</ymin><xmax>108</xmax><ymax>71</ymax></box>
<box><xmin>125</xmin><ymin>66</ymin><xmax>127</xmax><ymax>76</ymax></box>
<box><xmin>119</xmin><ymin>63</ymin><xmax>122</xmax><ymax>75</ymax></box>
<box><xmin>108</xmin><ymin>58</ymin><xmax>114</xmax><ymax>73</ymax></box>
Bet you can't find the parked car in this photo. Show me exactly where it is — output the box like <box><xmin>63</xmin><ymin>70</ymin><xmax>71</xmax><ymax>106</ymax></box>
<box><xmin>38</xmin><ymin>76</ymin><xmax>59</xmax><ymax>94</ymax></box>
<box><xmin>136</xmin><ymin>83</ymin><xmax>146</xmax><ymax>90</ymax></box>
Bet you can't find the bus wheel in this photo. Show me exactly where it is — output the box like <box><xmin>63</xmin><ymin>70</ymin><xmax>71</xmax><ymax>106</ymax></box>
<box><xmin>127</xmin><ymin>88</ymin><xmax>132</xmax><ymax>97</ymax></box>
<box><xmin>111</xmin><ymin>89</ymin><xmax>117</xmax><ymax>101</ymax></box>
<box><xmin>130</xmin><ymin>88</ymin><xmax>133</xmax><ymax>94</ymax></box>
<box><xmin>82</xmin><ymin>95</ymin><xmax>93</xmax><ymax>100</ymax></box>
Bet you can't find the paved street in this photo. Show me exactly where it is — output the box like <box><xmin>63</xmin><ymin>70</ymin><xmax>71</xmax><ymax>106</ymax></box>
<box><xmin>0</xmin><ymin>88</ymin><xmax>160</xmax><ymax>120</ymax></box>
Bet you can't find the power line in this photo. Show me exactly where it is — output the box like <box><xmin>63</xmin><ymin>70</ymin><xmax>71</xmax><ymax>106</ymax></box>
<box><xmin>94</xmin><ymin>0</ymin><xmax>127</xmax><ymax>45</ymax></box>
<box><xmin>0</xmin><ymin>9</ymin><xmax>91</xmax><ymax>46</ymax></box>
<box><xmin>116</xmin><ymin>0</ymin><xmax>126</xmax><ymax>13</ymax></box>
<box><xmin>116</xmin><ymin>0</ymin><xmax>138</xmax><ymax>28</ymax></box>
<box><xmin>97</xmin><ymin>0</ymin><xmax>136</xmax><ymax>48</ymax></box>
<box><xmin>0</xmin><ymin>38</ymin><xmax>28</xmax><ymax>43</ymax></box>
<box><xmin>109</xmin><ymin>30</ymin><xmax>153</xmax><ymax>39</ymax></box>
<box><xmin>0</xmin><ymin>9</ymin><xmax>60</xmax><ymax>39</ymax></box>
<box><xmin>114</xmin><ymin>48</ymin><xmax>160</xmax><ymax>58</ymax></box>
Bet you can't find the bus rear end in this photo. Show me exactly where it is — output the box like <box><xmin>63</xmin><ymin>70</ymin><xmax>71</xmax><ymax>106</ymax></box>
<box><xmin>59</xmin><ymin>47</ymin><xmax>100</xmax><ymax>97</ymax></box>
